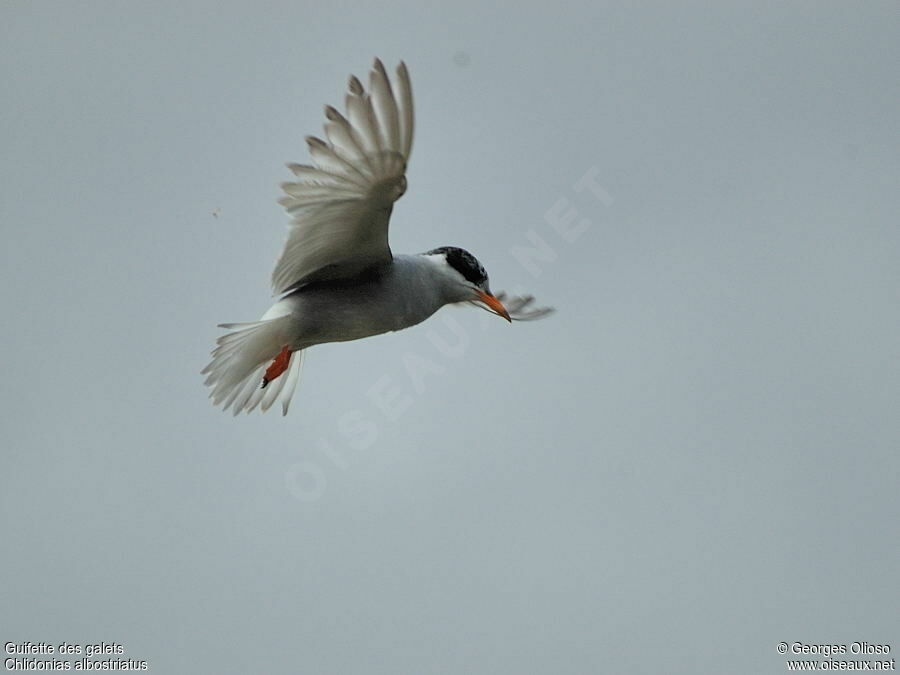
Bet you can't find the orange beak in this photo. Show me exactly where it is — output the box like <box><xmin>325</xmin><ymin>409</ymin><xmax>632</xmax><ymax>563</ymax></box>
<box><xmin>476</xmin><ymin>289</ymin><xmax>511</xmax><ymax>322</ymax></box>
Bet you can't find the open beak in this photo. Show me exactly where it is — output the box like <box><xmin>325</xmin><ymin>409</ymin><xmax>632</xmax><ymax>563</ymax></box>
<box><xmin>475</xmin><ymin>289</ymin><xmax>512</xmax><ymax>322</ymax></box>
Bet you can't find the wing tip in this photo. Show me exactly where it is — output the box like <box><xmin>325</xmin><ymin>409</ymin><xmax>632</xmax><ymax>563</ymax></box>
<box><xmin>324</xmin><ymin>104</ymin><xmax>342</xmax><ymax>122</ymax></box>
<box><xmin>348</xmin><ymin>74</ymin><xmax>364</xmax><ymax>96</ymax></box>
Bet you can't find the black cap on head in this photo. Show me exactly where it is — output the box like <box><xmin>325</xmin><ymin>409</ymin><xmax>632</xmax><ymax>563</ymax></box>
<box><xmin>427</xmin><ymin>246</ymin><xmax>488</xmax><ymax>286</ymax></box>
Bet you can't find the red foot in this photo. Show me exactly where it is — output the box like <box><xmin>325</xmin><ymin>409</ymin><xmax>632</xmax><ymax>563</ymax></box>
<box><xmin>261</xmin><ymin>345</ymin><xmax>291</xmax><ymax>388</ymax></box>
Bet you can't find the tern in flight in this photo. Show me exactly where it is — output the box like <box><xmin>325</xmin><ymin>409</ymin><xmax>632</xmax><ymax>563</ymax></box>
<box><xmin>203</xmin><ymin>59</ymin><xmax>551</xmax><ymax>415</ymax></box>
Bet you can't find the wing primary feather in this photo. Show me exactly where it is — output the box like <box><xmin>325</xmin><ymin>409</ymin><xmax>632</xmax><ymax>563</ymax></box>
<box><xmin>345</xmin><ymin>79</ymin><xmax>382</xmax><ymax>173</ymax></box>
<box><xmin>286</xmin><ymin>162</ymin><xmax>362</xmax><ymax>188</ymax></box>
<box><xmin>362</xmin><ymin>92</ymin><xmax>384</xmax><ymax>169</ymax></box>
<box><xmin>348</xmin><ymin>74</ymin><xmax>364</xmax><ymax>96</ymax></box>
<box><xmin>370</xmin><ymin>58</ymin><xmax>401</xmax><ymax>154</ymax></box>
<box><xmin>396</xmin><ymin>61</ymin><xmax>414</xmax><ymax>160</ymax></box>
<box><xmin>323</xmin><ymin>105</ymin><xmax>375</xmax><ymax>182</ymax></box>
<box><xmin>305</xmin><ymin>135</ymin><xmax>371</xmax><ymax>185</ymax></box>
<box><xmin>280</xmin><ymin>181</ymin><xmax>360</xmax><ymax>200</ymax></box>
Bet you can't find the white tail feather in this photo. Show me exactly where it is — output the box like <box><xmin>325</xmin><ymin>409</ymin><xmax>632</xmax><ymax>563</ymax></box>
<box><xmin>278</xmin><ymin>350</ymin><xmax>303</xmax><ymax>415</ymax></box>
<box><xmin>202</xmin><ymin>316</ymin><xmax>303</xmax><ymax>415</ymax></box>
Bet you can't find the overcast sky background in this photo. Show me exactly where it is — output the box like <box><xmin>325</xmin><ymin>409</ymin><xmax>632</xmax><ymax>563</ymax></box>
<box><xmin>2</xmin><ymin>2</ymin><xmax>899</xmax><ymax>673</ymax></box>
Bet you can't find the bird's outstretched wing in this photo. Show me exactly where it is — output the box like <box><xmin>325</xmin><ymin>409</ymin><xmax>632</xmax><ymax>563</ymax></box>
<box><xmin>272</xmin><ymin>59</ymin><xmax>414</xmax><ymax>295</ymax></box>
<box><xmin>491</xmin><ymin>293</ymin><xmax>555</xmax><ymax>321</ymax></box>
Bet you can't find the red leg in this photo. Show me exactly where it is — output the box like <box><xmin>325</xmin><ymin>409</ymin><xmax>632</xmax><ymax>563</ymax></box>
<box><xmin>261</xmin><ymin>345</ymin><xmax>291</xmax><ymax>388</ymax></box>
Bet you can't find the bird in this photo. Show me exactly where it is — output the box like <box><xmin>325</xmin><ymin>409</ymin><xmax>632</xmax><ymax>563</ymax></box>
<box><xmin>202</xmin><ymin>59</ymin><xmax>552</xmax><ymax>415</ymax></box>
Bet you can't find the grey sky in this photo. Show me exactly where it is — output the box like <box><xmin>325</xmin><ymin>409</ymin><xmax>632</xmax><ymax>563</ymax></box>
<box><xmin>2</xmin><ymin>2</ymin><xmax>899</xmax><ymax>673</ymax></box>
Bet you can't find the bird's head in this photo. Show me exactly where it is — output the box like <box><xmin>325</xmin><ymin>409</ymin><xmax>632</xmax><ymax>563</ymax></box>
<box><xmin>425</xmin><ymin>246</ymin><xmax>511</xmax><ymax>322</ymax></box>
